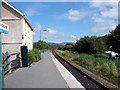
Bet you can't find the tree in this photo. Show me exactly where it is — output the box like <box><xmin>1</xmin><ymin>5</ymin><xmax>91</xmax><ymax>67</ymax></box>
<box><xmin>64</xmin><ymin>43</ymin><xmax>74</xmax><ymax>51</ymax></box>
<box><xmin>75</xmin><ymin>36</ymin><xmax>92</xmax><ymax>54</ymax></box>
<box><xmin>74</xmin><ymin>36</ymin><xmax>106</xmax><ymax>54</ymax></box>
<box><xmin>33</xmin><ymin>40</ymin><xmax>54</xmax><ymax>50</ymax></box>
<box><xmin>58</xmin><ymin>45</ymin><xmax>65</xmax><ymax>50</ymax></box>
<box><xmin>107</xmin><ymin>25</ymin><xmax>120</xmax><ymax>55</ymax></box>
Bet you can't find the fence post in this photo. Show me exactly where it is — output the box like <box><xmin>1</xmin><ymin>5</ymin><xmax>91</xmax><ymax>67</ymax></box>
<box><xmin>8</xmin><ymin>55</ymin><xmax>11</xmax><ymax>74</ymax></box>
<box><xmin>0</xmin><ymin>67</ymin><xmax>4</xmax><ymax>89</ymax></box>
<box><xmin>18</xmin><ymin>52</ymin><xmax>21</xmax><ymax>67</ymax></box>
<box><xmin>2</xmin><ymin>69</ymin><xmax>4</xmax><ymax>89</ymax></box>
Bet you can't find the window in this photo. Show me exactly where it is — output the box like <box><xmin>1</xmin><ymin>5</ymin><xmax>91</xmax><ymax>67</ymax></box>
<box><xmin>22</xmin><ymin>34</ymin><xmax>24</xmax><ymax>39</ymax></box>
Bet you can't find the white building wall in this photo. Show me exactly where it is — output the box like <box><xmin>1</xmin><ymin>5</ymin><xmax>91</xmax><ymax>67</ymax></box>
<box><xmin>2</xmin><ymin>2</ymin><xmax>23</xmax><ymax>54</ymax></box>
<box><xmin>23</xmin><ymin>18</ymin><xmax>33</xmax><ymax>52</ymax></box>
<box><xmin>2</xmin><ymin>2</ymin><xmax>33</xmax><ymax>54</ymax></box>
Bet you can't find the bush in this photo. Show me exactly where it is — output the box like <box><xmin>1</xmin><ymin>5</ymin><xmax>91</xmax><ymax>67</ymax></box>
<box><xmin>110</xmin><ymin>63</ymin><xmax>119</xmax><ymax>77</ymax></box>
<box><xmin>101</xmin><ymin>63</ymin><xmax>110</xmax><ymax>74</ymax></box>
<box><xmin>95</xmin><ymin>53</ymin><xmax>109</xmax><ymax>59</ymax></box>
<box><xmin>28</xmin><ymin>48</ymin><xmax>41</xmax><ymax>64</ymax></box>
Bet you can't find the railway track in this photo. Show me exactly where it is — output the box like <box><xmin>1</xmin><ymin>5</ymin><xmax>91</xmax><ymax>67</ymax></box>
<box><xmin>52</xmin><ymin>49</ymin><xmax>118</xmax><ymax>90</ymax></box>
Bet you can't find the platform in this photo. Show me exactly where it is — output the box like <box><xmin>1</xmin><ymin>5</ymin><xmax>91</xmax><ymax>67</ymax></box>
<box><xmin>4</xmin><ymin>51</ymin><xmax>84</xmax><ymax>89</ymax></box>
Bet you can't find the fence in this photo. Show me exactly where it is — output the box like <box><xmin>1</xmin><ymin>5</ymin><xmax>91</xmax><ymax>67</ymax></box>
<box><xmin>2</xmin><ymin>52</ymin><xmax>21</xmax><ymax>74</ymax></box>
<box><xmin>1</xmin><ymin>52</ymin><xmax>21</xmax><ymax>88</ymax></box>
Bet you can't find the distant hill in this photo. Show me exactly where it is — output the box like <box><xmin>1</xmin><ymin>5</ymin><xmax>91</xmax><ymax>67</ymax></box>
<box><xmin>33</xmin><ymin>41</ymin><xmax>75</xmax><ymax>46</ymax></box>
<box><xmin>47</xmin><ymin>42</ymin><xmax>59</xmax><ymax>46</ymax></box>
<box><xmin>47</xmin><ymin>42</ymin><xmax>75</xmax><ymax>46</ymax></box>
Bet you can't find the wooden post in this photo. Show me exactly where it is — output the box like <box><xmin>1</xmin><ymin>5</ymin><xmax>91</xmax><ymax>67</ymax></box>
<box><xmin>8</xmin><ymin>55</ymin><xmax>11</xmax><ymax>74</ymax></box>
<box><xmin>18</xmin><ymin>52</ymin><xmax>21</xmax><ymax>67</ymax></box>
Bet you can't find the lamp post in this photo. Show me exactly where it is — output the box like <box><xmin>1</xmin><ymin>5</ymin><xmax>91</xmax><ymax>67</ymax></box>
<box><xmin>40</xmin><ymin>30</ymin><xmax>47</xmax><ymax>57</ymax></box>
<box><xmin>43</xmin><ymin>37</ymin><xmax>47</xmax><ymax>52</ymax></box>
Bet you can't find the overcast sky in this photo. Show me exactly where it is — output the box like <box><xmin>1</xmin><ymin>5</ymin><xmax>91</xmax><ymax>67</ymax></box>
<box><xmin>10</xmin><ymin>0</ymin><xmax>118</xmax><ymax>43</ymax></box>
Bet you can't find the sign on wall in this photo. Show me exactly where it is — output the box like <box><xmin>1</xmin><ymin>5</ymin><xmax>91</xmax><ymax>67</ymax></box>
<box><xmin>0</xmin><ymin>22</ymin><xmax>8</xmax><ymax>34</ymax></box>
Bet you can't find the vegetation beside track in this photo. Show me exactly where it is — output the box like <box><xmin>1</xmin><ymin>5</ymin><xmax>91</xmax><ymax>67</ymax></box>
<box><xmin>56</xmin><ymin>49</ymin><xmax>120</xmax><ymax>87</ymax></box>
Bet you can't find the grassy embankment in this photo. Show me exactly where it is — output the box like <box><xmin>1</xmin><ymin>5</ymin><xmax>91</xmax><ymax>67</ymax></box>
<box><xmin>56</xmin><ymin>49</ymin><xmax>120</xmax><ymax>87</ymax></box>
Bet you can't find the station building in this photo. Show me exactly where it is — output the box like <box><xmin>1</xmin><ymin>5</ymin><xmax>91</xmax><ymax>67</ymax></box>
<box><xmin>1</xmin><ymin>0</ymin><xmax>33</xmax><ymax>54</ymax></box>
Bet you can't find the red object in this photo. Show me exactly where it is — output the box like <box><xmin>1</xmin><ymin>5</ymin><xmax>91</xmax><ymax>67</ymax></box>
<box><xmin>8</xmin><ymin>54</ymin><xmax>11</xmax><ymax>74</ymax></box>
<box><xmin>18</xmin><ymin>52</ymin><xmax>21</xmax><ymax>67</ymax></box>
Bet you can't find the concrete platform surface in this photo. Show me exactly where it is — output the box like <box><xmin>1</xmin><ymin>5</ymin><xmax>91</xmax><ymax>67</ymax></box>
<box><xmin>5</xmin><ymin>51</ymin><xmax>69</xmax><ymax>88</ymax></box>
<box><xmin>51</xmin><ymin>52</ymin><xmax>85</xmax><ymax>89</ymax></box>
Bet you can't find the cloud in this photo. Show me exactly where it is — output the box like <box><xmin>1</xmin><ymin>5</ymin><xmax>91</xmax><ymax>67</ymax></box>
<box><xmin>24</xmin><ymin>3</ymin><xmax>47</xmax><ymax>17</ymax></box>
<box><xmin>24</xmin><ymin>8</ymin><xmax>37</xmax><ymax>17</ymax></box>
<box><xmin>46</xmin><ymin>28</ymin><xmax>57</xmax><ymax>34</ymax></box>
<box><xmin>33</xmin><ymin>23</ymin><xmax>42</xmax><ymax>36</ymax></box>
<box><xmin>71</xmin><ymin>35</ymin><xmax>77</xmax><ymax>39</ymax></box>
<box><xmin>101</xmin><ymin>8</ymin><xmax>117</xmax><ymax>19</ymax></box>
<box><xmin>57</xmin><ymin>9</ymin><xmax>89</xmax><ymax>22</ymax></box>
<box><xmin>43</xmin><ymin>28</ymin><xmax>77</xmax><ymax>42</ymax></box>
<box><xmin>89</xmin><ymin>1</ymin><xmax>118</xmax><ymax>35</ymax></box>
<box><xmin>67</xmin><ymin>9</ymin><xmax>87</xmax><ymax>21</ymax></box>
<box><xmin>90</xmin><ymin>1</ymin><xmax>118</xmax><ymax>19</ymax></box>
<box><xmin>33</xmin><ymin>23</ymin><xmax>43</xmax><ymax>41</ymax></box>
<box><xmin>34</xmin><ymin>24</ymin><xmax>42</xmax><ymax>31</ymax></box>
<box><xmin>33</xmin><ymin>23</ymin><xmax>77</xmax><ymax>43</ymax></box>
<box><xmin>91</xmin><ymin>21</ymin><xmax>116</xmax><ymax>35</ymax></box>
<box><xmin>52</xmin><ymin>33</ymin><xmax>77</xmax><ymax>43</ymax></box>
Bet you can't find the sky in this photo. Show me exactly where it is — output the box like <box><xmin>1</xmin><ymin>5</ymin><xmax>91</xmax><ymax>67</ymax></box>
<box><xmin>9</xmin><ymin>1</ymin><xmax>118</xmax><ymax>43</ymax></box>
